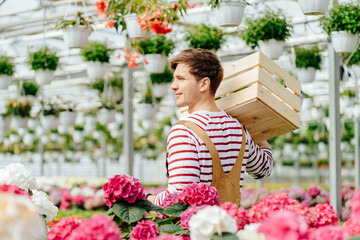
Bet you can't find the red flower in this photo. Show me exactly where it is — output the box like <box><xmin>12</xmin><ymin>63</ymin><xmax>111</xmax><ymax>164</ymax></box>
<box><xmin>95</xmin><ymin>0</ymin><xmax>107</xmax><ymax>17</ymax></box>
<box><xmin>105</xmin><ymin>21</ymin><xmax>115</xmax><ymax>28</ymax></box>
<box><xmin>130</xmin><ymin>220</ymin><xmax>159</xmax><ymax>240</ymax></box>
<box><xmin>0</xmin><ymin>184</ymin><xmax>30</xmax><ymax>198</ymax></box>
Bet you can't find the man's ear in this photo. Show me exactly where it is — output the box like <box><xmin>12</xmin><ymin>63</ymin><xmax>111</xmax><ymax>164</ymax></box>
<box><xmin>199</xmin><ymin>77</ymin><xmax>211</xmax><ymax>93</ymax></box>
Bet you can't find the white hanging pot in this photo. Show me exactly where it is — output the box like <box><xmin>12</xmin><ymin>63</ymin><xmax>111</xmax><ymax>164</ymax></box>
<box><xmin>73</xmin><ymin>130</ymin><xmax>84</xmax><ymax>143</ymax></box>
<box><xmin>86</xmin><ymin>61</ymin><xmax>108</xmax><ymax>79</ymax></box>
<box><xmin>84</xmin><ymin>115</ymin><xmax>97</xmax><ymax>132</ymax></box>
<box><xmin>136</xmin><ymin>103</ymin><xmax>155</xmax><ymax>120</ymax></box>
<box><xmin>351</xmin><ymin>65</ymin><xmax>360</xmax><ymax>77</ymax></box>
<box><xmin>144</xmin><ymin>54</ymin><xmax>167</xmax><ymax>74</ymax></box>
<box><xmin>257</xmin><ymin>39</ymin><xmax>285</xmax><ymax>60</ymax></box>
<box><xmin>152</xmin><ymin>83</ymin><xmax>171</xmax><ymax>98</ymax></box>
<box><xmin>27</xmin><ymin>118</ymin><xmax>39</xmax><ymax>129</ymax></box>
<box><xmin>330</xmin><ymin>31</ymin><xmax>359</xmax><ymax>53</ymax></box>
<box><xmin>40</xmin><ymin>115</ymin><xmax>58</xmax><ymax>131</ymax></box>
<box><xmin>63</xmin><ymin>26</ymin><xmax>91</xmax><ymax>48</ymax></box>
<box><xmin>97</xmin><ymin>109</ymin><xmax>116</xmax><ymax>125</ymax></box>
<box><xmin>124</xmin><ymin>13</ymin><xmax>149</xmax><ymax>40</ymax></box>
<box><xmin>297</xmin><ymin>67</ymin><xmax>316</xmax><ymax>83</ymax></box>
<box><xmin>0</xmin><ymin>117</ymin><xmax>11</xmax><ymax>132</ymax></box>
<box><xmin>35</xmin><ymin>69</ymin><xmax>54</xmax><ymax>85</ymax></box>
<box><xmin>13</xmin><ymin>117</ymin><xmax>28</xmax><ymax>129</ymax></box>
<box><xmin>0</xmin><ymin>75</ymin><xmax>12</xmax><ymax>89</ymax></box>
<box><xmin>214</xmin><ymin>1</ymin><xmax>247</xmax><ymax>27</ymax></box>
<box><xmin>24</xmin><ymin>95</ymin><xmax>37</xmax><ymax>105</ymax></box>
<box><xmin>298</xmin><ymin>0</ymin><xmax>330</xmax><ymax>15</ymax></box>
<box><xmin>59</xmin><ymin>111</ymin><xmax>77</xmax><ymax>127</ymax></box>
<box><xmin>23</xmin><ymin>133</ymin><xmax>34</xmax><ymax>146</ymax></box>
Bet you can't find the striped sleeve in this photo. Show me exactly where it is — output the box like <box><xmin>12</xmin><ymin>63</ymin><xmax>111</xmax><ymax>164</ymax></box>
<box><xmin>244</xmin><ymin>126</ymin><xmax>273</xmax><ymax>180</ymax></box>
<box><xmin>153</xmin><ymin>124</ymin><xmax>200</xmax><ymax>206</ymax></box>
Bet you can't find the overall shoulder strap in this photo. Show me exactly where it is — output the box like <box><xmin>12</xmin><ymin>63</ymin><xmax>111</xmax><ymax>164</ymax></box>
<box><xmin>228</xmin><ymin>127</ymin><xmax>246</xmax><ymax>179</ymax></box>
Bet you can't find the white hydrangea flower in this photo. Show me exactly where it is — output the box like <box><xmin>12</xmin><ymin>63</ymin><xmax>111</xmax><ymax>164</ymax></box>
<box><xmin>0</xmin><ymin>163</ymin><xmax>37</xmax><ymax>190</ymax></box>
<box><xmin>236</xmin><ymin>223</ymin><xmax>265</xmax><ymax>240</ymax></box>
<box><xmin>71</xmin><ymin>187</ymin><xmax>81</xmax><ymax>197</ymax></box>
<box><xmin>31</xmin><ymin>190</ymin><xmax>58</xmax><ymax>222</ymax></box>
<box><xmin>0</xmin><ymin>193</ymin><xmax>46</xmax><ymax>240</ymax></box>
<box><xmin>81</xmin><ymin>186</ymin><xmax>96</xmax><ymax>197</ymax></box>
<box><xmin>189</xmin><ymin>205</ymin><xmax>237</xmax><ymax>240</ymax></box>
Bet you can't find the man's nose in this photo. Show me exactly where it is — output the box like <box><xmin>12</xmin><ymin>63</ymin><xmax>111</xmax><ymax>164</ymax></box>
<box><xmin>170</xmin><ymin>80</ymin><xmax>177</xmax><ymax>91</ymax></box>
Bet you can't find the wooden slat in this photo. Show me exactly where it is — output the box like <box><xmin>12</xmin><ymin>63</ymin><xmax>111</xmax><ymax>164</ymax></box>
<box><xmin>237</xmin><ymin>107</ymin><xmax>275</xmax><ymax>126</ymax></box>
<box><xmin>216</xmin><ymin>67</ymin><xmax>259</xmax><ymax>99</ymax></box>
<box><xmin>251</xmin><ymin>122</ymin><xmax>295</xmax><ymax>142</ymax></box>
<box><xmin>246</xmin><ymin>116</ymin><xmax>284</xmax><ymax>133</ymax></box>
<box><xmin>225</xmin><ymin>99</ymin><xmax>263</xmax><ymax>119</ymax></box>
<box><xmin>257</xmin><ymin>85</ymin><xmax>300</xmax><ymax>128</ymax></box>
<box><xmin>257</xmin><ymin>51</ymin><xmax>301</xmax><ymax>96</ymax></box>
<box><xmin>223</xmin><ymin>52</ymin><xmax>260</xmax><ymax>80</ymax></box>
<box><xmin>258</xmin><ymin>68</ymin><xmax>301</xmax><ymax>112</ymax></box>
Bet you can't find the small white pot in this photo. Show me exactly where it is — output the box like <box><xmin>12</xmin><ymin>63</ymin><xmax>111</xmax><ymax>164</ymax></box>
<box><xmin>24</xmin><ymin>95</ymin><xmax>37</xmax><ymax>105</ymax></box>
<box><xmin>0</xmin><ymin>117</ymin><xmax>11</xmax><ymax>132</ymax></box>
<box><xmin>97</xmin><ymin>109</ymin><xmax>116</xmax><ymax>125</ymax></box>
<box><xmin>63</xmin><ymin>26</ymin><xmax>91</xmax><ymax>48</ymax></box>
<box><xmin>331</xmin><ymin>31</ymin><xmax>359</xmax><ymax>53</ymax></box>
<box><xmin>23</xmin><ymin>133</ymin><xmax>34</xmax><ymax>145</ymax></box>
<box><xmin>27</xmin><ymin>118</ymin><xmax>39</xmax><ymax>129</ymax></box>
<box><xmin>298</xmin><ymin>0</ymin><xmax>330</xmax><ymax>15</ymax></box>
<box><xmin>59</xmin><ymin>111</ymin><xmax>77</xmax><ymax>127</ymax></box>
<box><xmin>214</xmin><ymin>1</ymin><xmax>247</xmax><ymax>27</ymax></box>
<box><xmin>152</xmin><ymin>83</ymin><xmax>171</xmax><ymax>98</ymax></box>
<box><xmin>40</xmin><ymin>115</ymin><xmax>58</xmax><ymax>131</ymax></box>
<box><xmin>352</xmin><ymin>65</ymin><xmax>360</xmax><ymax>78</ymax></box>
<box><xmin>144</xmin><ymin>54</ymin><xmax>167</xmax><ymax>74</ymax></box>
<box><xmin>35</xmin><ymin>69</ymin><xmax>54</xmax><ymax>85</ymax></box>
<box><xmin>136</xmin><ymin>103</ymin><xmax>155</xmax><ymax>120</ymax></box>
<box><xmin>84</xmin><ymin>115</ymin><xmax>97</xmax><ymax>132</ymax></box>
<box><xmin>257</xmin><ymin>40</ymin><xmax>285</xmax><ymax>60</ymax></box>
<box><xmin>13</xmin><ymin>117</ymin><xmax>28</xmax><ymax>129</ymax></box>
<box><xmin>0</xmin><ymin>75</ymin><xmax>12</xmax><ymax>89</ymax></box>
<box><xmin>297</xmin><ymin>67</ymin><xmax>316</xmax><ymax>83</ymax></box>
<box><xmin>73</xmin><ymin>130</ymin><xmax>84</xmax><ymax>143</ymax></box>
<box><xmin>86</xmin><ymin>61</ymin><xmax>108</xmax><ymax>79</ymax></box>
<box><xmin>124</xmin><ymin>13</ymin><xmax>148</xmax><ymax>40</ymax></box>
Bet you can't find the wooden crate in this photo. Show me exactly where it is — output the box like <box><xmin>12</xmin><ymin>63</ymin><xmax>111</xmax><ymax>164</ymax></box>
<box><xmin>181</xmin><ymin>51</ymin><xmax>301</xmax><ymax>142</ymax></box>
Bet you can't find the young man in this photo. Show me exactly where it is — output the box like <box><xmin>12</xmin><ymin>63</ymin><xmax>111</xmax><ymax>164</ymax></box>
<box><xmin>148</xmin><ymin>49</ymin><xmax>273</xmax><ymax>205</ymax></box>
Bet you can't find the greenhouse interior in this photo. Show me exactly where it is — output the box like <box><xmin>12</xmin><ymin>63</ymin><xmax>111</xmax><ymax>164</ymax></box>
<box><xmin>1</xmin><ymin>0</ymin><xmax>360</xmax><ymax>239</ymax></box>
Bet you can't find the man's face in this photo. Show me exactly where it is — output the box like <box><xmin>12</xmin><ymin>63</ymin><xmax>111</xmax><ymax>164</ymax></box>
<box><xmin>171</xmin><ymin>63</ymin><xmax>202</xmax><ymax>108</ymax></box>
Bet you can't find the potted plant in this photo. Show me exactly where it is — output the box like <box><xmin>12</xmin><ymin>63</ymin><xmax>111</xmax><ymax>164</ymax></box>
<box><xmin>0</xmin><ymin>104</ymin><xmax>12</xmax><ymax>132</ymax></box>
<box><xmin>84</xmin><ymin>107</ymin><xmax>99</xmax><ymax>133</ymax></box>
<box><xmin>58</xmin><ymin>101</ymin><xmax>77</xmax><ymax>128</ymax></box>
<box><xmin>185</xmin><ymin>23</ymin><xmax>225</xmax><ymax>51</ymax></box>
<box><xmin>0</xmin><ymin>55</ymin><xmax>14</xmax><ymax>89</ymax></box>
<box><xmin>6</xmin><ymin>98</ymin><xmax>32</xmax><ymax>129</ymax></box>
<box><xmin>298</xmin><ymin>0</ymin><xmax>330</xmax><ymax>15</ymax></box>
<box><xmin>136</xmin><ymin>35</ymin><xmax>175</xmax><ymax>73</ymax></box>
<box><xmin>40</xmin><ymin>100</ymin><xmax>60</xmax><ymax>131</ymax></box>
<box><xmin>320</xmin><ymin>2</ymin><xmax>360</xmax><ymax>53</ymax></box>
<box><xmin>97</xmin><ymin>101</ymin><xmax>116</xmax><ymax>125</ymax></box>
<box><xmin>136</xmin><ymin>84</ymin><xmax>156</xmax><ymax>120</ymax></box>
<box><xmin>209</xmin><ymin>0</ymin><xmax>248</xmax><ymax>27</ymax></box>
<box><xmin>73</xmin><ymin>125</ymin><xmax>85</xmax><ymax>143</ymax></box>
<box><xmin>20</xmin><ymin>81</ymin><xmax>39</xmax><ymax>103</ymax></box>
<box><xmin>26</xmin><ymin>46</ymin><xmax>59</xmax><ymax>85</ymax></box>
<box><xmin>150</xmin><ymin>65</ymin><xmax>172</xmax><ymax>97</ymax></box>
<box><xmin>343</xmin><ymin>45</ymin><xmax>360</xmax><ymax>77</ymax></box>
<box><xmin>55</xmin><ymin>12</ymin><xmax>93</xmax><ymax>48</ymax></box>
<box><xmin>242</xmin><ymin>9</ymin><xmax>292</xmax><ymax>59</ymax></box>
<box><xmin>295</xmin><ymin>46</ymin><xmax>322</xmax><ymax>83</ymax></box>
<box><xmin>80</xmin><ymin>41</ymin><xmax>114</xmax><ymax>79</ymax></box>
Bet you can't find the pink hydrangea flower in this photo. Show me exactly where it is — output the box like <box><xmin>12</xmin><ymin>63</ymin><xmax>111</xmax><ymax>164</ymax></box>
<box><xmin>47</xmin><ymin>216</ymin><xmax>82</xmax><ymax>240</ymax></box>
<box><xmin>103</xmin><ymin>174</ymin><xmax>146</xmax><ymax>207</ymax></box>
<box><xmin>309</xmin><ymin>225</ymin><xmax>350</xmax><ymax>240</ymax></box>
<box><xmin>292</xmin><ymin>204</ymin><xmax>318</xmax><ymax>228</ymax></box>
<box><xmin>247</xmin><ymin>192</ymin><xmax>298</xmax><ymax>223</ymax></box>
<box><xmin>308</xmin><ymin>204</ymin><xmax>339</xmax><ymax>228</ymax></box>
<box><xmin>177</xmin><ymin>183</ymin><xmax>219</xmax><ymax>207</ymax></box>
<box><xmin>72</xmin><ymin>195</ymin><xmax>85</xmax><ymax>205</ymax></box>
<box><xmin>307</xmin><ymin>186</ymin><xmax>321</xmax><ymax>198</ymax></box>
<box><xmin>180</xmin><ymin>205</ymin><xmax>206</xmax><ymax>229</ymax></box>
<box><xmin>130</xmin><ymin>220</ymin><xmax>159</xmax><ymax>240</ymax></box>
<box><xmin>258</xmin><ymin>210</ymin><xmax>309</xmax><ymax>240</ymax></box>
<box><xmin>343</xmin><ymin>217</ymin><xmax>360</xmax><ymax>236</ymax></box>
<box><xmin>60</xmin><ymin>201</ymin><xmax>71</xmax><ymax>210</ymax></box>
<box><xmin>161</xmin><ymin>192</ymin><xmax>181</xmax><ymax>208</ymax></box>
<box><xmin>60</xmin><ymin>188</ymin><xmax>72</xmax><ymax>202</ymax></box>
<box><xmin>69</xmin><ymin>215</ymin><xmax>121</xmax><ymax>240</ymax></box>
<box><xmin>0</xmin><ymin>184</ymin><xmax>30</xmax><ymax>198</ymax></box>
<box><xmin>220</xmin><ymin>202</ymin><xmax>249</xmax><ymax>230</ymax></box>
<box><xmin>151</xmin><ymin>235</ymin><xmax>183</xmax><ymax>240</ymax></box>
<box><xmin>351</xmin><ymin>187</ymin><xmax>360</xmax><ymax>219</ymax></box>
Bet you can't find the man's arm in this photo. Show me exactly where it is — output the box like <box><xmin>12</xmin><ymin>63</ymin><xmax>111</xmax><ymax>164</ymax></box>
<box><xmin>255</xmin><ymin>140</ymin><xmax>270</xmax><ymax>148</ymax></box>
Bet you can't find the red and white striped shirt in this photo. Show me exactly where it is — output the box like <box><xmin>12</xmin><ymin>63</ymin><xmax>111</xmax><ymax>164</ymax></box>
<box><xmin>153</xmin><ymin>110</ymin><xmax>273</xmax><ymax>206</ymax></box>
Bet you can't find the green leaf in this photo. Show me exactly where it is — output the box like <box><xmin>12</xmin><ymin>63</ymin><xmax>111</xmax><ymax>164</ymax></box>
<box><xmin>158</xmin><ymin>224</ymin><xmax>181</xmax><ymax>233</ymax></box>
<box><xmin>211</xmin><ymin>232</ymin><xmax>238</xmax><ymax>240</ymax></box>
<box><xmin>139</xmin><ymin>200</ymin><xmax>164</xmax><ymax>214</ymax></box>
<box><xmin>112</xmin><ymin>201</ymin><xmax>146</xmax><ymax>224</ymax></box>
<box><xmin>175</xmin><ymin>229</ymin><xmax>190</xmax><ymax>235</ymax></box>
<box><xmin>164</xmin><ymin>203</ymin><xmax>188</xmax><ymax>217</ymax></box>
<box><xmin>106</xmin><ymin>207</ymin><xmax>113</xmax><ymax>215</ymax></box>
<box><xmin>347</xmin><ymin>236</ymin><xmax>360</xmax><ymax>240</ymax></box>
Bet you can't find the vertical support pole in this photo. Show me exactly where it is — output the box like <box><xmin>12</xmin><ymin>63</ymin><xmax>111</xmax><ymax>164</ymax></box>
<box><xmin>123</xmin><ymin>67</ymin><xmax>134</xmax><ymax>176</ymax></box>
<box><xmin>328</xmin><ymin>43</ymin><xmax>342</xmax><ymax>217</ymax></box>
<box><xmin>354</xmin><ymin>74</ymin><xmax>360</xmax><ymax>189</ymax></box>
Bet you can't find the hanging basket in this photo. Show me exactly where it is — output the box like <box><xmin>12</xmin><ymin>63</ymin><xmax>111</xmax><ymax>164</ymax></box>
<box><xmin>0</xmin><ymin>117</ymin><xmax>11</xmax><ymax>132</ymax></box>
<box><xmin>97</xmin><ymin>108</ymin><xmax>116</xmax><ymax>125</ymax></box>
<box><xmin>144</xmin><ymin>54</ymin><xmax>167</xmax><ymax>74</ymax></box>
<box><xmin>84</xmin><ymin>115</ymin><xmax>97</xmax><ymax>132</ymax></box>
<box><xmin>257</xmin><ymin>39</ymin><xmax>285</xmax><ymax>60</ymax></box>
<box><xmin>63</xmin><ymin>26</ymin><xmax>91</xmax><ymax>48</ymax></box>
<box><xmin>35</xmin><ymin>69</ymin><xmax>54</xmax><ymax>85</ymax></box>
<box><xmin>298</xmin><ymin>0</ymin><xmax>330</xmax><ymax>15</ymax></box>
<box><xmin>0</xmin><ymin>75</ymin><xmax>12</xmax><ymax>89</ymax></box>
<box><xmin>214</xmin><ymin>1</ymin><xmax>247</xmax><ymax>27</ymax></box>
<box><xmin>124</xmin><ymin>13</ymin><xmax>149</xmax><ymax>40</ymax></box>
<box><xmin>330</xmin><ymin>31</ymin><xmax>359</xmax><ymax>53</ymax></box>
<box><xmin>136</xmin><ymin>103</ymin><xmax>156</xmax><ymax>120</ymax></box>
<box><xmin>13</xmin><ymin>117</ymin><xmax>28</xmax><ymax>129</ymax></box>
<box><xmin>59</xmin><ymin>111</ymin><xmax>77</xmax><ymax>127</ymax></box>
<box><xmin>40</xmin><ymin>115</ymin><xmax>58</xmax><ymax>131</ymax></box>
<box><xmin>352</xmin><ymin>65</ymin><xmax>360</xmax><ymax>77</ymax></box>
<box><xmin>297</xmin><ymin>67</ymin><xmax>316</xmax><ymax>83</ymax></box>
<box><xmin>152</xmin><ymin>83</ymin><xmax>171</xmax><ymax>98</ymax></box>
<box><xmin>86</xmin><ymin>61</ymin><xmax>108</xmax><ymax>79</ymax></box>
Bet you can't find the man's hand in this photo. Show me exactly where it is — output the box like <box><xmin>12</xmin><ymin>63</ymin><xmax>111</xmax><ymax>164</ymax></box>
<box><xmin>256</xmin><ymin>140</ymin><xmax>270</xmax><ymax>148</ymax></box>
<box><xmin>147</xmin><ymin>195</ymin><xmax>155</xmax><ymax>203</ymax></box>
